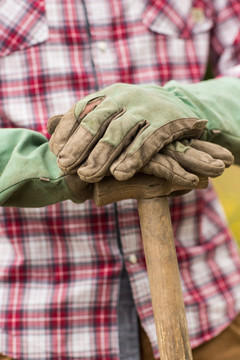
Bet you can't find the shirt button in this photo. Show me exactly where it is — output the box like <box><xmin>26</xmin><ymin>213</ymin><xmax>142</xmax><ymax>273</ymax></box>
<box><xmin>191</xmin><ymin>7</ymin><xmax>205</xmax><ymax>23</ymax></box>
<box><xmin>128</xmin><ymin>254</ymin><xmax>138</xmax><ymax>264</ymax></box>
<box><xmin>97</xmin><ymin>41</ymin><xmax>107</xmax><ymax>52</ymax></box>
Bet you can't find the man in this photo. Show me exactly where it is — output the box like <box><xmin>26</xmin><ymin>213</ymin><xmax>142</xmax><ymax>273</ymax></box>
<box><xmin>0</xmin><ymin>1</ymin><xmax>240</xmax><ymax>359</ymax></box>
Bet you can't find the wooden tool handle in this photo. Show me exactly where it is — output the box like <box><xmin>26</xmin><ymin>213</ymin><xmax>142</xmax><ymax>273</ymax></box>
<box><xmin>138</xmin><ymin>197</ymin><xmax>192</xmax><ymax>360</ymax></box>
<box><xmin>93</xmin><ymin>173</ymin><xmax>208</xmax><ymax>206</ymax></box>
<box><xmin>93</xmin><ymin>174</ymin><xmax>208</xmax><ymax>360</ymax></box>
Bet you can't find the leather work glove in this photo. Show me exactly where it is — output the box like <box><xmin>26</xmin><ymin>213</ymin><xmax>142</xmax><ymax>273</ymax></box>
<box><xmin>47</xmin><ymin>77</ymin><xmax>240</xmax><ymax>183</ymax></box>
<box><xmin>48</xmin><ymin>77</ymin><xmax>240</xmax><ymax>183</ymax></box>
<box><xmin>0</xmin><ymin>129</ymin><xmax>92</xmax><ymax>207</ymax></box>
<box><xmin>141</xmin><ymin>139</ymin><xmax>234</xmax><ymax>187</ymax></box>
<box><xmin>47</xmin><ymin>83</ymin><xmax>207</xmax><ymax>182</ymax></box>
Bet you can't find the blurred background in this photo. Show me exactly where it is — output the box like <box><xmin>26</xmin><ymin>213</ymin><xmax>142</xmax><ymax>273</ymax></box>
<box><xmin>212</xmin><ymin>165</ymin><xmax>240</xmax><ymax>247</ymax></box>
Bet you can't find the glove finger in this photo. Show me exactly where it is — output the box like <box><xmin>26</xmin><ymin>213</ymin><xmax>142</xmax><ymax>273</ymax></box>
<box><xmin>47</xmin><ymin>114</ymin><xmax>63</xmax><ymax>135</ymax></box>
<box><xmin>76</xmin><ymin>112</ymin><xmax>148</xmax><ymax>182</ymax></box>
<box><xmin>49</xmin><ymin>98</ymin><xmax>102</xmax><ymax>136</ymax></box>
<box><xmin>47</xmin><ymin>93</ymin><xmax>103</xmax><ymax>137</ymax></box>
<box><xmin>49</xmin><ymin>98</ymin><xmax>105</xmax><ymax>137</ymax></box>
<box><xmin>141</xmin><ymin>154</ymin><xmax>199</xmax><ymax>187</ymax></box>
<box><xmin>48</xmin><ymin>95</ymin><xmax>111</xmax><ymax>157</ymax></box>
<box><xmin>56</xmin><ymin>97</ymin><xmax>124</xmax><ymax>173</ymax></box>
<box><xmin>183</xmin><ymin>139</ymin><xmax>234</xmax><ymax>168</ymax></box>
<box><xmin>110</xmin><ymin>119</ymin><xmax>207</xmax><ymax>181</ymax></box>
<box><xmin>49</xmin><ymin>104</ymin><xmax>80</xmax><ymax>155</ymax></box>
<box><xmin>162</xmin><ymin>141</ymin><xmax>226</xmax><ymax>178</ymax></box>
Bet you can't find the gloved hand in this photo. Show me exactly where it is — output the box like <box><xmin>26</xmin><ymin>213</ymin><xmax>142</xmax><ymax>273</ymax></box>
<box><xmin>141</xmin><ymin>139</ymin><xmax>234</xmax><ymax>187</ymax></box>
<box><xmin>47</xmin><ymin>83</ymin><xmax>207</xmax><ymax>182</ymax></box>
<box><xmin>0</xmin><ymin>129</ymin><xmax>92</xmax><ymax>207</ymax></box>
<box><xmin>48</xmin><ymin>77</ymin><xmax>240</xmax><ymax>183</ymax></box>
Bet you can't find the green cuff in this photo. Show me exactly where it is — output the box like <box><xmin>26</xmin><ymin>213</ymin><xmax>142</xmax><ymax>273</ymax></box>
<box><xmin>0</xmin><ymin>128</ymin><xmax>79</xmax><ymax>207</ymax></box>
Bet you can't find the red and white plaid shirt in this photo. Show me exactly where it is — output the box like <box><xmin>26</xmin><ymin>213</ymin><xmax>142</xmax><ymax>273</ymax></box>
<box><xmin>0</xmin><ymin>0</ymin><xmax>240</xmax><ymax>359</ymax></box>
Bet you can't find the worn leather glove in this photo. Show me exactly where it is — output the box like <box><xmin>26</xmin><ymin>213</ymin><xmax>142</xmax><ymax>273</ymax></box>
<box><xmin>48</xmin><ymin>83</ymin><xmax>207</xmax><ymax>182</ymax></box>
<box><xmin>141</xmin><ymin>139</ymin><xmax>233</xmax><ymax>187</ymax></box>
<box><xmin>0</xmin><ymin>129</ymin><xmax>92</xmax><ymax>207</ymax></box>
<box><xmin>48</xmin><ymin>77</ymin><xmax>239</xmax><ymax>183</ymax></box>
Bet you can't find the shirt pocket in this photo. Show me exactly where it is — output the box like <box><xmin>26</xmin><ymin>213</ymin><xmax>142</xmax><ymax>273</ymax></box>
<box><xmin>142</xmin><ymin>0</ymin><xmax>213</xmax><ymax>39</ymax></box>
<box><xmin>0</xmin><ymin>0</ymin><xmax>49</xmax><ymax>57</ymax></box>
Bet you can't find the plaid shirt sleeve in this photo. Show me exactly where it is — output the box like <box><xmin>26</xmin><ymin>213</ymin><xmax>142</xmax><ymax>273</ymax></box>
<box><xmin>0</xmin><ymin>1</ymin><xmax>240</xmax><ymax>360</ymax></box>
